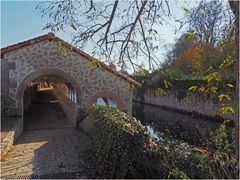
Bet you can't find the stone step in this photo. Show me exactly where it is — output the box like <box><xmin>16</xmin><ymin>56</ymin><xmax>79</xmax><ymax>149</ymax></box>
<box><xmin>1</xmin><ymin>118</ymin><xmax>22</xmax><ymax>159</ymax></box>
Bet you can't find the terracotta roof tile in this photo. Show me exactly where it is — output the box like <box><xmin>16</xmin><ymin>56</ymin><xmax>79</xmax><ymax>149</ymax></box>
<box><xmin>1</xmin><ymin>33</ymin><xmax>141</xmax><ymax>87</ymax></box>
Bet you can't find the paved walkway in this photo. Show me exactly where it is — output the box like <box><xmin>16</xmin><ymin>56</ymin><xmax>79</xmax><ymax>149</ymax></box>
<box><xmin>24</xmin><ymin>90</ymin><xmax>74</xmax><ymax>130</ymax></box>
<box><xmin>1</xmin><ymin>128</ymin><xmax>92</xmax><ymax>177</ymax></box>
<box><xmin>1</xmin><ymin>90</ymin><xmax>93</xmax><ymax>178</ymax></box>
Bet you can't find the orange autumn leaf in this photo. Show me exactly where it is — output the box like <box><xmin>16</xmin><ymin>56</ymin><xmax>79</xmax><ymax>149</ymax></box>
<box><xmin>172</xmin><ymin>46</ymin><xmax>202</xmax><ymax>73</ymax></box>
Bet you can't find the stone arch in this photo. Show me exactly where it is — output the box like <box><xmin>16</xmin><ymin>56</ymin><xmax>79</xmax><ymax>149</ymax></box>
<box><xmin>16</xmin><ymin>68</ymin><xmax>82</xmax><ymax>119</ymax></box>
<box><xmin>86</xmin><ymin>91</ymin><xmax>123</xmax><ymax>110</ymax></box>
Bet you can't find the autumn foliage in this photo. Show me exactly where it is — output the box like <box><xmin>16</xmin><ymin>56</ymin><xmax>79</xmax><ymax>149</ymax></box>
<box><xmin>167</xmin><ymin>38</ymin><xmax>236</xmax><ymax>80</ymax></box>
<box><xmin>172</xmin><ymin>46</ymin><xmax>202</xmax><ymax>74</ymax></box>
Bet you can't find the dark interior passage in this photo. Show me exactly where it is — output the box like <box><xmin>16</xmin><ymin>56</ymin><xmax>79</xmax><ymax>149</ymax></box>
<box><xmin>24</xmin><ymin>90</ymin><xmax>75</xmax><ymax>130</ymax></box>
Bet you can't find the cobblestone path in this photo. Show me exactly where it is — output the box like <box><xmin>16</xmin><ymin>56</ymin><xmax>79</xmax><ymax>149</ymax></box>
<box><xmin>1</xmin><ymin>128</ymin><xmax>92</xmax><ymax>177</ymax></box>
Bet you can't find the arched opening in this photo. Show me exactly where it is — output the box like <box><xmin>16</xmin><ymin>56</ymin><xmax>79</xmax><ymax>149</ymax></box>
<box><xmin>87</xmin><ymin>91</ymin><xmax>123</xmax><ymax>110</ymax></box>
<box><xmin>95</xmin><ymin>97</ymin><xmax>117</xmax><ymax>107</ymax></box>
<box><xmin>16</xmin><ymin>69</ymin><xmax>81</xmax><ymax>130</ymax></box>
<box><xmin>23</xmin><ymin>75</ymin><xmax>78</xmax><ymax>130</ymax></box>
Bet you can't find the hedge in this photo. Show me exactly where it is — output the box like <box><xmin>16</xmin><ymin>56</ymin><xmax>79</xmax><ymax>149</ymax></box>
<box><xmin>89</xmin><ymin>106</ymin><xmax>164</xmax><ymax>178</ymax></box>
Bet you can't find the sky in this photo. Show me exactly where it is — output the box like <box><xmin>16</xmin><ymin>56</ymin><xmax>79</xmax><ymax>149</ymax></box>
<box><xmin>1</xmin><ymin>0</ymin><xmax>199</xmax><ymax>71</ymax></box>
<box><xmin>1</xmin><ymin>1</ymin><xmax>72</xmax><ymax>47</ymax></box>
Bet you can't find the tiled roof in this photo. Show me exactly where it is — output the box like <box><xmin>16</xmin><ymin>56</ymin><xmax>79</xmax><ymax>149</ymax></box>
<box><xmin>1</xmin><ymin>33</ymin><xmax>141</xmax><ymax>87</ymax></box>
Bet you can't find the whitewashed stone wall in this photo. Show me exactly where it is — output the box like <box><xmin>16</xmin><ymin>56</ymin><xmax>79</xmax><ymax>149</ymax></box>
<box><xmin>1</xmin><ymin>40</ymin><xmax>133</xmax><ymax>117</ymax></box>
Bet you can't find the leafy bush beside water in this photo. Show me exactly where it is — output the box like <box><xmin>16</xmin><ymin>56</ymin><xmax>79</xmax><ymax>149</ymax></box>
<box><xmin>89</xmin><ymin>105</ymin><xmax>159</xmax><ymax>178</ymax></box>
<box><xmin>89</xmin><ymin>106</ymin><xmax>238</xmax><ymax>179</ymax></box>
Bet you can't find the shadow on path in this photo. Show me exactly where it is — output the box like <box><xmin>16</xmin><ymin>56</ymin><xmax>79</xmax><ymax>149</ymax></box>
<box><xmin>1</xmin><ymin>128</ymin><xmax>92</xmax><ymax>177</ymax></box>
<box><xmin>24</xmin><ymin>90</ymin><xmax>74</xmax><ymax>130</ymax></box>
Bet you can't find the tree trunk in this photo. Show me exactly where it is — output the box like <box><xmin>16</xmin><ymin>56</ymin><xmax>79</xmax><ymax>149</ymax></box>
<box><xmin>228</xmin><ymin>0</ymin><xmax>239</xmax><ymax>163</ymax></box>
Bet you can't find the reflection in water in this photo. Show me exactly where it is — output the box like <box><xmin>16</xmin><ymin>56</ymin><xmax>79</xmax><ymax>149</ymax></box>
<box><xmin>133</xmin><ymin>102</ymin><xmax>221</xmax><ymax>145</ymax></box>
<box><xmin>146</xmin><ymin>125</ymin><xmax>164</xmax><ymax>141</ymax></box>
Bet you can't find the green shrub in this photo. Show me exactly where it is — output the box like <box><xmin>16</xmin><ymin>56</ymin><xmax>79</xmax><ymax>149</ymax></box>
<box><xmin>88</xmin><ymin>106</ymin><xmax>238</xmax><ymax>179</ymax></box>
<box><xmin>161</xmin><ymin>126</ymin><xmax>238</xmax><ymax>179</ymax></box>
<box><xmin>89</xmin><ymin>106</ymin><xmax>161</xmax><ymax>178</ymax></box>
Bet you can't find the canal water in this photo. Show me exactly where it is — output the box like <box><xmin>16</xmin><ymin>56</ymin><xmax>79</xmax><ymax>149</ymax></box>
<box><xmin>96</xmin><ymin>98</ymin><xmax>222</xmax><ymax>145</ymax></box>
<box><xmin>133</xmin><ymin>101</ymin><xmax>221</xmax><ymax>146</ymax></box>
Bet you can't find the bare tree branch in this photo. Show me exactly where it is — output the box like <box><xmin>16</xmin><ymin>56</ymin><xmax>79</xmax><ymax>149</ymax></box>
<box><xmin>37</xmin><ymin>0</ymin><xmax>171</xmax><ymax>71</ymax></box>
<box><xmin>86</xmin><ymin>0</ymin><xmax>96</xmax><ymax>13</ymax></box>
<box><xmin>118</xmin><ymin>0</ymin><xmax>148</xmax><ymax>67</ymax></box>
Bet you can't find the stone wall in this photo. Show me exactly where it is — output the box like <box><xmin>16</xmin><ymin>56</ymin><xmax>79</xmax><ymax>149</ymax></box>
<box><xmin>52</xmin><ymin>87</ymin><xmax>76</xmax><ymax>125</ymax></box>
<box><xmin>77</xmin><ymin>115</ymin><xmax>94</xmax><ymax>134</ymax></box>
<box><xmin>54</xmin><ymin>83</ymin><xmax>69</xmax><ymax>97</ymax></box>
<box><xmin>1</xmin><ymin>40</ymin><xmax>133</xmax><ymax>119</ymax></box>
<box><xmin>1</xmin><ymin>118</ymin><xmax>23</xmax><ymax>157</ymax></box>
<box><xmin>133</xmin><ymin>87</ymin><xmax>236</xmax><ymax>145</ymax></box>
<box><xmin>23</xmin><ymin>84</ymin><xmax>32</xmax><ymax>111</ymax></box>
<box><xmin>1</xmin><ymin>59</ymin><xmax>15</xmax><ymax>117</ymax></box>
<box><xmin>134</xmin><ymin>87</ymin><xmax>236</xmax><ymax>120</ymax></box>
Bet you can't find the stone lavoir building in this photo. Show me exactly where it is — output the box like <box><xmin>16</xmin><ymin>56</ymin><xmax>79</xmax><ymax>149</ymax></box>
<box><xmin>1</xmin><ymin>32</ymin><xmax>141</xmax><ymax>135</ymax></box>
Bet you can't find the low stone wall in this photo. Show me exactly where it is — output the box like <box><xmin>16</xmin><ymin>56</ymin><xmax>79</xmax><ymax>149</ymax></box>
<box><xmin>54</xmin><ymin>83</ymin><xmax>69</xmax><ymax>97</ymax></box>
<box><xmin>77</xmin><ymin>115</ymin><xmax>93</xmax><ymax>135</ymax></box>
<box><xmin>1</xmin><ymin>118</ymin><xmax>23</xmax><ymax>158</ymax></box>
<box><xmin>134</xmin><ymin>88</ymin><xmax>236</xmax><ymax>120</ymax></box>
<box><xmin>52</xmin><ymin>88</ymin><xmax>76</xmax><ymax>125</ymax></box>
